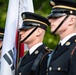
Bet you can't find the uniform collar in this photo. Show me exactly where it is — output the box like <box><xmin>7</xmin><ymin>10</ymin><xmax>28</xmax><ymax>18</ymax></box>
<box><xmin>60</xmin><ymin>33</ymin><xmax>76</xmax><ymax>46</ymax></box>
<box><xmin>29</xmin><ymin>42</ymin><xmax>43</xmax><ymax>54</ymax></box>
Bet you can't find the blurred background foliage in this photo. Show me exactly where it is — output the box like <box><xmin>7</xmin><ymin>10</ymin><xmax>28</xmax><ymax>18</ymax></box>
<box><xmin>0</xmin><ymin>0</ymin><xmax>60</xmax><ymax>49</ymax></box>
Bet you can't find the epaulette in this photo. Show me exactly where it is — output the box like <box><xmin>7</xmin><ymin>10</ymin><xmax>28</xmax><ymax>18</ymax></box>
<box><xmin>44</xmin><ymin>46</ymin><xmax>53</xmax><ymax>53</ymax></box>
<box><xmin>40</xmin><ymin>46</ymin><xmax>53</xmax><ymax>64</ymax></box>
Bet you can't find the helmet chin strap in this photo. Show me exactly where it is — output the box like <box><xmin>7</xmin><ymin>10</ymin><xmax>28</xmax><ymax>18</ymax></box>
<box><xmin>20</xmin><ymin>26</ymin><xmax>39</xmax><ymax>43</ymax></box>
<box><xmin>0</xmin><ymin>46</ymin><xmax>2</xmax><ymax>50</ymax></box>
<box><xmin>51</xmin><ymin>15</ymin><xmax>69</xmax><ymax>35</ymax></box>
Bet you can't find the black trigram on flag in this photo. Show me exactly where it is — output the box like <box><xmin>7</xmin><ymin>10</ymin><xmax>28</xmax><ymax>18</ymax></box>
<box><xmin>3</xmin><ymin>48</ymin><xmax>15</xmax><ymax>70</ymax></box>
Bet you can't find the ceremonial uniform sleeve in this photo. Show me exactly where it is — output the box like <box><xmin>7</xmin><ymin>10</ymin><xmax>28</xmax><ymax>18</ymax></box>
<box><xmin>69</xmin><ymin>47</ymin><xmax>76</xmax><ymax>75</ymax></box>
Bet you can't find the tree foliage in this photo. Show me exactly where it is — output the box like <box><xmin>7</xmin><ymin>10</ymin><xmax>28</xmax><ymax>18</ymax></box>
<box><xmin>0</xmin><ymin>0</ymin><xmax>60</xmax><ymax>49</ymax></box>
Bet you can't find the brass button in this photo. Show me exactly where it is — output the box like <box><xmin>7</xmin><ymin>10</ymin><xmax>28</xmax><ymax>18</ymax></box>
<box><xmin>58</xmin><ymin>67</ymin><xmax>61</xmax><ymax>71</ymax></box>
<box><xmin>46</xmin><ymin>73</ymin><xmax>48</xmax><ymax>75</ymax></box>
<box><xmin>65</xmin><ymin>42</ymin><xmax>70</xmax><ymax>46</ymax></box>
<box><xmin>19</xmin><ymin>72</ymin><xmax>21</xmax><ymax>75</ymax></box>
<box><xmin>49</xmin><ymin>67</ymin><xmax>52</xmax><ymax>71</ymax></box>
<box><xmin>50</xmin><ymin>1</ymin><xmax>55</xmax><ymax>6</ymax></box>
<box><xmin>35</xmin><ymin>50</ymin><xmax>39</xmax><ymax>54</ymax></box>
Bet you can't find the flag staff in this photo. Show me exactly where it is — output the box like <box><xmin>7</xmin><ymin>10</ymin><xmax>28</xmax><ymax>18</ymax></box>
<box><xmin>15</xmin><ymin>31</ymin><xmax>21</xmax><ymax>75</ymax></box>
<box><xmin>15</xmin><ymin>0</ymin><xmax>21</xmax><ymax>74</ymax></box>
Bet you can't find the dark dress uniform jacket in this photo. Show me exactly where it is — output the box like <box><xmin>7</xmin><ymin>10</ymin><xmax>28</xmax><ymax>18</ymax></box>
<box><xmin>17</xmin><ymin>44</ymin><xmax>51</xmax><ymax>75</ymax></box>
<box><xmin>48</xmin><ymin>35</ymin><xmax>76</xmax><ymax>75</ymax></box>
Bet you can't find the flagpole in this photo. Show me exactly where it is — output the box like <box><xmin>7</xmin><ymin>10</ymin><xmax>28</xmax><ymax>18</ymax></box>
<box><xmin>15</xmin><ymin>31</ymin><xmax>20</xmax><ymax>75</ymax></box>
<box><xmin>15</xmin><ymin>0</ymin><xmax>21</xmax><ymax>74</ymax></box>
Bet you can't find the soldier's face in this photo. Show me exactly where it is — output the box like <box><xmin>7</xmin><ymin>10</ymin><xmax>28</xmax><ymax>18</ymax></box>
<box><xmin>19</xmin><ymin>27</ymin><xmax>36</xmax><ymax>44</ymax></box>
<box><xmin>48</xmin><ymin>15</ymin><xmax>69</xmax><ymax>34</ymax></box>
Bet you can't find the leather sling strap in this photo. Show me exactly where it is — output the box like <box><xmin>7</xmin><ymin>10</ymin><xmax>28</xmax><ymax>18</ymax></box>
<box><xmin>30</xmin><ymin>48</ymin><xmax>50</xmax><ymax>75</ymax></box>
<box><xmin>30</xmin><ymin>51</ymin><xmax>44</xmax><ymax>75</ymax></box>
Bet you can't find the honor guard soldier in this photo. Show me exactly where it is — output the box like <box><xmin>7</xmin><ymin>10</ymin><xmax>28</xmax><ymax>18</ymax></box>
<box><xmin>47</xmin><ymin>0</ymin><xmax>76</xmax><ymax>75</ymax></box>
<box><xmin>17</xmin><ymin>12</ymin><xmax>52</xmax><ymax>75</ymax></box>
<box><xmin>0</xmin><ymin>28</ymin><xmax>4</xmax><ymax>73</ymax></box>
